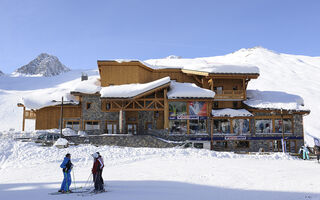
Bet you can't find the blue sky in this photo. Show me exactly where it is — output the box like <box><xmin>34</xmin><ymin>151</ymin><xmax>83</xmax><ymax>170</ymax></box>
<box><xmin>0</xmin><ymin>0</ymin><xmax>319</xmax><ymax>73</ymax></box>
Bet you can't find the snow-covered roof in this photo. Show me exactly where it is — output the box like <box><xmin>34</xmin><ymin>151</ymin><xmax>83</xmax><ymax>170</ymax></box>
<box><xmin>212</xmin><ymin>108</ymin><xmax>253</xmax><ymax>117</ymax></box>
<box><xmin>144</xmin><ymin>58</ymin><xmax>259</xmax><ymax>74</ymax></box>
<box><xmin>22</xmin><ymin>74</ymin><xmax>100</xmax><ymax>109</ymax></box>
<box><xmin>100</xmin><ymin>77</ymin><xmax>170</xmax><ymax>98</ymax></box>
<box><xmin>244</xmin><ymin>90</ymin><xmax>306</xmax><ymax>111</ymax></box>
<box><xmin>167</xmin><ymin>81</ymin><xmax>215</xmax><ymax>99</ymax></box>
<box><xmin>72</xmin><ymin>76</ymin><xmax>101</xmax><ymax>94</ymax></box>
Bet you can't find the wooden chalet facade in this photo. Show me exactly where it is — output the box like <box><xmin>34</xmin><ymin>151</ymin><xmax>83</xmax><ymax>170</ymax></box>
<box><xmin>19</xmin><ymin>60</ymin><xmax>310</xmax><ymax>152</ymax></box>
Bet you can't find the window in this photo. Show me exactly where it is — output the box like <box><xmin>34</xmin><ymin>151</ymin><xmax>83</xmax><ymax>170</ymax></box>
<box><xmin>65</xmin><ymin>121</ymin><xmax>80</xmax><ymax>131</ymax></box>
<box><xmin>145</xmin><ymin>122</ymin><xmax>153</xmax><ymax>130</ymax></box>
<box><xmin>236</xmin><ymin>141</ymin><xmax>249</xmax><ymax>148</ymax></box>
<box><xmin>214</xmin><ymin>86</ymin><xmax>223</xmax><ymax>95</ymax></box>
<box><xmin>106</xmin><ymin>103</ymin><xmax>111</xmax><ymax>110</ymax></box>
<box><xmin>233</xmin><ymin>119</ymin><xmax>250</xmax><ymax>134</ymax></box>
<box><xmin>189</xmin><ymin>119</ymin><xmax>207</xmax><ymax>134</ymax></box>
<box><xmin>213</xmin><ymin>119</ymin><xmax>231</xmax><ymax>134</ymax></box>
<box><xmin>106</xmin><ymin>121</ymin><xmax>117</xmax><ymax>134</ymax></box>
<box><xmin>255</xmin><ymin>119</ymin><xmax>272</xmax><ymax>133</ymax></box>
<box><xmin>169</xmin><ymin>102</ymin><xmax>187</xmax><ymax>117</ymax></box>
<box><xmin>233</xmin><ymin>101</ymin><xmax>238</xmax><ymax>108</ymax></box>
<box><xmin>86</xmin><ymin>103</ymin><xmax>91</xmax><ymax>109</ymax></box>
<box><xmin>169</xmin><ymin>120</ymin><xmax>187</xmax><ymax>134</ymax></box>
<box><xmin>85</xmin><ymin>121</ymin><xmax>100</xmax><ymax>130</ymax></box>
<box><xmin>213</xmin><ymin>102</ymin><xmax>219</xmax><ymax>108</ymax></box>
<box><xmin>275</xmin><ymin>119</ymin><xmax>292</xmax><ymax>133</ymax></box>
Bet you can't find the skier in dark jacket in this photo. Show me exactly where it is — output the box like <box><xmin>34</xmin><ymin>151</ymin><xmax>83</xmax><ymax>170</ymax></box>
<box><xmin>59</xmin><ymin>153</ymin><xmax>73</xmax><ymax>193</ymax></box>
<box><xmin>96</xmin><ymin>152</ymin><xmax>104</xmax><ymax>186</ymax></box>
<box><xmin>92</xmin><ymin>152</ymin><xmax>104</xmax><ymax>192</ymax></box>
<box><xmin>314</xmin><ymin>145</ymin><xmax>320</xmax><ymax>163</ymax></box>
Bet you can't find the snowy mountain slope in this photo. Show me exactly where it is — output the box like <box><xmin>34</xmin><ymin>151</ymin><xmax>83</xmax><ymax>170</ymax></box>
<box><xmin>0</xmin><ymin>69</ymin><xmax>99</xmax><ymax>131</ymax></box>
<box><xmin>0</xmin><ymin>70</ymin><xmax>4</xmax><ymax>76</ymax></box>
<box><xmin>12</xmin><ymin>53</ymin><xmax>70</xmax><ymax>77</ymax></box>
<box><xmin>145</xmin><ymin>47</ymin><xmax>320</xmax><ymax>145</ymax></box>
<box><xmin>0</xmin><ymin>47</ymin><xmax>319</xmax><ymax>145</ymax></box>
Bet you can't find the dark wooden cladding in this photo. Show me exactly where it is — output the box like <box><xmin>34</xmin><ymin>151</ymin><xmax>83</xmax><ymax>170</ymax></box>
<box><xmin>35</xmin><ymin>105</ymin><xmax>81</xmax><ymax>130</ymax></box>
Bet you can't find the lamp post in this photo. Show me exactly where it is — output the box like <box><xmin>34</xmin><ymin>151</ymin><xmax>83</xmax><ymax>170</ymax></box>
<box><xmin>52</xmin><ymin>97</ymin><xmax>74</xmax><ymax>138</ymax></box>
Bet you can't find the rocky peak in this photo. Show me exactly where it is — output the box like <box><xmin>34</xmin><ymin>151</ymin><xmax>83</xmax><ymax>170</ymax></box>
<box><xmin>13</xmin><ymin>53</ymin><xmax>70</xmax><ymax>77</ymax></box>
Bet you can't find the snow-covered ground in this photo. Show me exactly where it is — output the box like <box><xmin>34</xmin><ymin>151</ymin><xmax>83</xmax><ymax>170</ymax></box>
<box><xmin>0</xmin><ymin>134</ymin><xmax>319</xmax><ymax>200</ymax></box>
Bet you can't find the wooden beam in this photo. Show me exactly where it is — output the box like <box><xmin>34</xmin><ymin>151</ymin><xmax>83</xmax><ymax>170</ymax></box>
<box><xmin>164</xmin><ymin>88</ymin><xmax>169</xmax><ymax>129</ymax></box>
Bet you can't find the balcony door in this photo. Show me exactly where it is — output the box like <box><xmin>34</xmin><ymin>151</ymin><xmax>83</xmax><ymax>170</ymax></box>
<box><xmin>127</xmin><ymin>123</ymin><xmax>137</xmax><ymax>135</ymax></box>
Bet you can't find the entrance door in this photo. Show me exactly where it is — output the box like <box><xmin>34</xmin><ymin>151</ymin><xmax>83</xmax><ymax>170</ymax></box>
<box><xmin>106</xmin><ymin>122</ymin><xmax>117</xmax><ymax>134</ymax></box>
<box><xmin>127</xmin><ymin>123</ymin><xmax>137</xmax><ymax>134</ymax></box>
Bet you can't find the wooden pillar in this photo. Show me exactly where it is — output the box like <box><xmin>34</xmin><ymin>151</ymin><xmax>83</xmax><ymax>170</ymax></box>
<box><xmin>243</xmin><ymin>78</ymin><xmax>246</xmax><ymax>99</ymax></box>
<box><xmin>164</xmin><ymin>88</ymin><xmax>169</xmax><ymax>129</ymax></box>
<box><xmin>22</xmin><ymin>106</ymin><xmax>26</xmax><ymax>131</ymax></box>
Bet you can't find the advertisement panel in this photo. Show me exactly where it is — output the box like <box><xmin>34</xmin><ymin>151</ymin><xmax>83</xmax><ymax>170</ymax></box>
<box><xmin>189</xmin><ymin>102</ymin><xmax>207</xmax><ymax>116</ymax></box>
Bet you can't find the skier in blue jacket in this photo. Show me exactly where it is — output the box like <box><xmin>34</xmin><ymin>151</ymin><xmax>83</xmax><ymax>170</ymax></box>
<box><xmin>59</xmin><ymin>153</ymin><xmax>73</xmax><ymax>193</ymax></box>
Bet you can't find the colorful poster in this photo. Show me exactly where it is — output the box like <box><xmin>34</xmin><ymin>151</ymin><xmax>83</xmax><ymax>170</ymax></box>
<box><xmin>169</xmin><ymin>102</ymin><xmax>187</xmax><ymax>117</ymax></box>
<box><xmin>189</xmin><ymin>102</ymin><xmax>207</xmax><ymax>116</ymax></box>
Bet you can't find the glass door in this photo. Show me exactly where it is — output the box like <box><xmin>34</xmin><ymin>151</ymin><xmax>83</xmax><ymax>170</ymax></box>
<box><xmin>127</xmin><ymin>123</ymin><xmax>137</xmax><ymax>134</ymax></box>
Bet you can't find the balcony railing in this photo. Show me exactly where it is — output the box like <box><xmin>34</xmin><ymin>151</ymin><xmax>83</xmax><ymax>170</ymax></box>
<box><xmin>214</xmin><ymin>90</ymin><xmax>245</xmax><ymax>100</ymax></box>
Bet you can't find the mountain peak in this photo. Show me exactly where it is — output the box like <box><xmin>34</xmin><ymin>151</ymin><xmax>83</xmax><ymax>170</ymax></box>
<box><xmin>13</xmin><ymin>53</ymin><xmax>70</xmax><ymax>77</ymax></box>
<box><xmin>0</xmin><ymin>70</ymin><xmax>4</xmax><ymax>76</ymax></box>
<box><xmin>165</xmin><ymin>55</ymin><xmax>182</xmax><ymax>59</ymax></box>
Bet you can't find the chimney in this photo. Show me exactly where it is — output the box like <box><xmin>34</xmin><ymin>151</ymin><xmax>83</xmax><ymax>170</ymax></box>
<box><xmin>81</xmin><ymin>73</ymin><xmax>88</xmax><ymax>81</ymax></box>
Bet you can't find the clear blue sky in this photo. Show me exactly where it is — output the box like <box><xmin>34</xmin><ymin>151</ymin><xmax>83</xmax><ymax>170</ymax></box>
<box><xmin>0</xmin><ymin>0</ymin><xmax>319</xmax><ymax>73</ymax></box>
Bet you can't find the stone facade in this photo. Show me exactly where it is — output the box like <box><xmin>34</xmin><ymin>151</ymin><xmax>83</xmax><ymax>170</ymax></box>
<box><xmin>65</xmin><ymin>135</ymin><xmax>179</xmax><ymax>148</ymax></box>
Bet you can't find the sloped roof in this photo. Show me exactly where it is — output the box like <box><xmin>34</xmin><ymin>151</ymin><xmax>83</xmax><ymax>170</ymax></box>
<box><xmin>167</xmin><ymin>81</ymin><xmax>215</xmax><ymax>99</ymax></box>
<box><xmin>212</xmin><ymin>108</ymin><xmax>253</xmax><ymax>117</ymax></box>
<box><xmin>244</xmin><ymin>90</ymin><xmax>307</xmax><ymax>111</ymax></box>
<box><xmin>100</xmin><ymin>77</ymin><xmax>170</xmax><ymax>99</ymax></box>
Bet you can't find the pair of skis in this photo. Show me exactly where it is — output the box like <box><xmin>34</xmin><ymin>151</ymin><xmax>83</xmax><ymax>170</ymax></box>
<box><xmin>49</xmin><ymin>188</ymin><xmax>107</xmax><ymax>196</ymax></box>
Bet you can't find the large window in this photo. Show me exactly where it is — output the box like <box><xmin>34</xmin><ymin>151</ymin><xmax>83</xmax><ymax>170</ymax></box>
<box><xmin>189</xmin><ymin>119</ymin><xmax>206</xmax><ymax>134</ymax></box>
<box><xmin>233</xmin><ymin>119</ymin><xmax>250</xmax><ymax>134</ymax></box>
<box><xmin>275</xmin><ymin>119</ymin><xmax>292</xmax><ymax>133</ymax></box>
<box><xmin>169</xmin><ymin>102</ymin><xmax>187</xmax><ymax>117</ymax></box>
<box><xmin>213</xmin><ymin>119</ymin><xmax>231</xmax><ymax>134</ymax></box>
<box><xmin>169</xmin><ymin>120</ymin><xmax>187</xmax><ymax>134</ymax></box>
<box><xmin>65</xmin><ymin>121</ymin><xmax>80</xmax><ymax>131</ymax></box>
<box><xmin>255</xmin><ymin>119</ymin><xmax>272</xmax><ymax>133</ymax></box>
<box><xmin>85</xmin><ymin>121</ymin><xmax>100</xmax><ymax>130</ymax></box>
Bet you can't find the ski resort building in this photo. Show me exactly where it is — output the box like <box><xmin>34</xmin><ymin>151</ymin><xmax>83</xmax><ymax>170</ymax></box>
<box><xmin>18</xmin><ymin>60</ymin><xmax>310</xmax><ymax>152</ymax></box>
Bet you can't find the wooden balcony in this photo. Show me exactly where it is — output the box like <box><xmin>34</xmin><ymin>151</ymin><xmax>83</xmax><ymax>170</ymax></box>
<box><xmin>214</xmin><ymin>90</ymin><xmax>245</xmax><ymax>100</ymax></box>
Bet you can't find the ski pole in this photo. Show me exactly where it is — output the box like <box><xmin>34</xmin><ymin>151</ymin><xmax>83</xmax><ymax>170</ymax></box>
<box><xmin>72</xmin><ymin>169</ymin><xmax>77</xmax><ymax>191</ymax></box>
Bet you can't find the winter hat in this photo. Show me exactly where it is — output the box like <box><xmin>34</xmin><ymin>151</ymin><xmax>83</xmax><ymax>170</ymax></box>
<box><xmin>92</xmin><ymin>152</ymin><xmax>99</xmax><ymax>158</ymax></box>
<box><xmin>66</xmin><ymin>153</ymin><xmax>71</xmax><ymax>157</ymax></box>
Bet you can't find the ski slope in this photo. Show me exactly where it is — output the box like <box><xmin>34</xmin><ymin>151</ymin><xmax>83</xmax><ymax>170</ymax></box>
<box><xmin>0</xmin><ymin>136</ymin><xmax>319</xmax><ymax>200</ymax></box>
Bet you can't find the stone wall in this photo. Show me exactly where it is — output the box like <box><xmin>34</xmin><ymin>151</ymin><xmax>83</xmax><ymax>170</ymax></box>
<box><xmin>81</xmin><ymin>95</ymin><xmax>119</xmax><ymax>135</ymax></box>
<box><xmin>65</xmin><ymin>135</ymin><xmax>180</xmax><ymax>148</ymax></box>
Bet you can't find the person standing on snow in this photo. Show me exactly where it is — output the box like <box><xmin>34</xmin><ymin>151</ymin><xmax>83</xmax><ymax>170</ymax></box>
<box><xmin>92</xmin><ymin>152</ymin><xmax>104</xmax><ymax>192</ymax></box>
<box><xmin>299</xmin><ymin>146</ymin><xmax>310</xmax><ymax>160</ymax></box>
<box><xmin>314</xmin><ymin>145</ymin><xmax>320</xmax><ymax>163</ymax></box>
<box><xmin>59</xmin><ymin>153</ymin><xmax>73</xmax><ymax>193</ymax></box>
<box><xmin>96</xmin><ymin>152</ymin><xmax>104</xmax><ymax>186</ymax></box>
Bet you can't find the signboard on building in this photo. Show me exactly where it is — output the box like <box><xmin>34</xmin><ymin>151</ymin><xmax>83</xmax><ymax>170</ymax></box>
<box><xmin>224</xmin><ymin>136</ymin><xmax>247</xmax><ymax>140</ymax></box>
